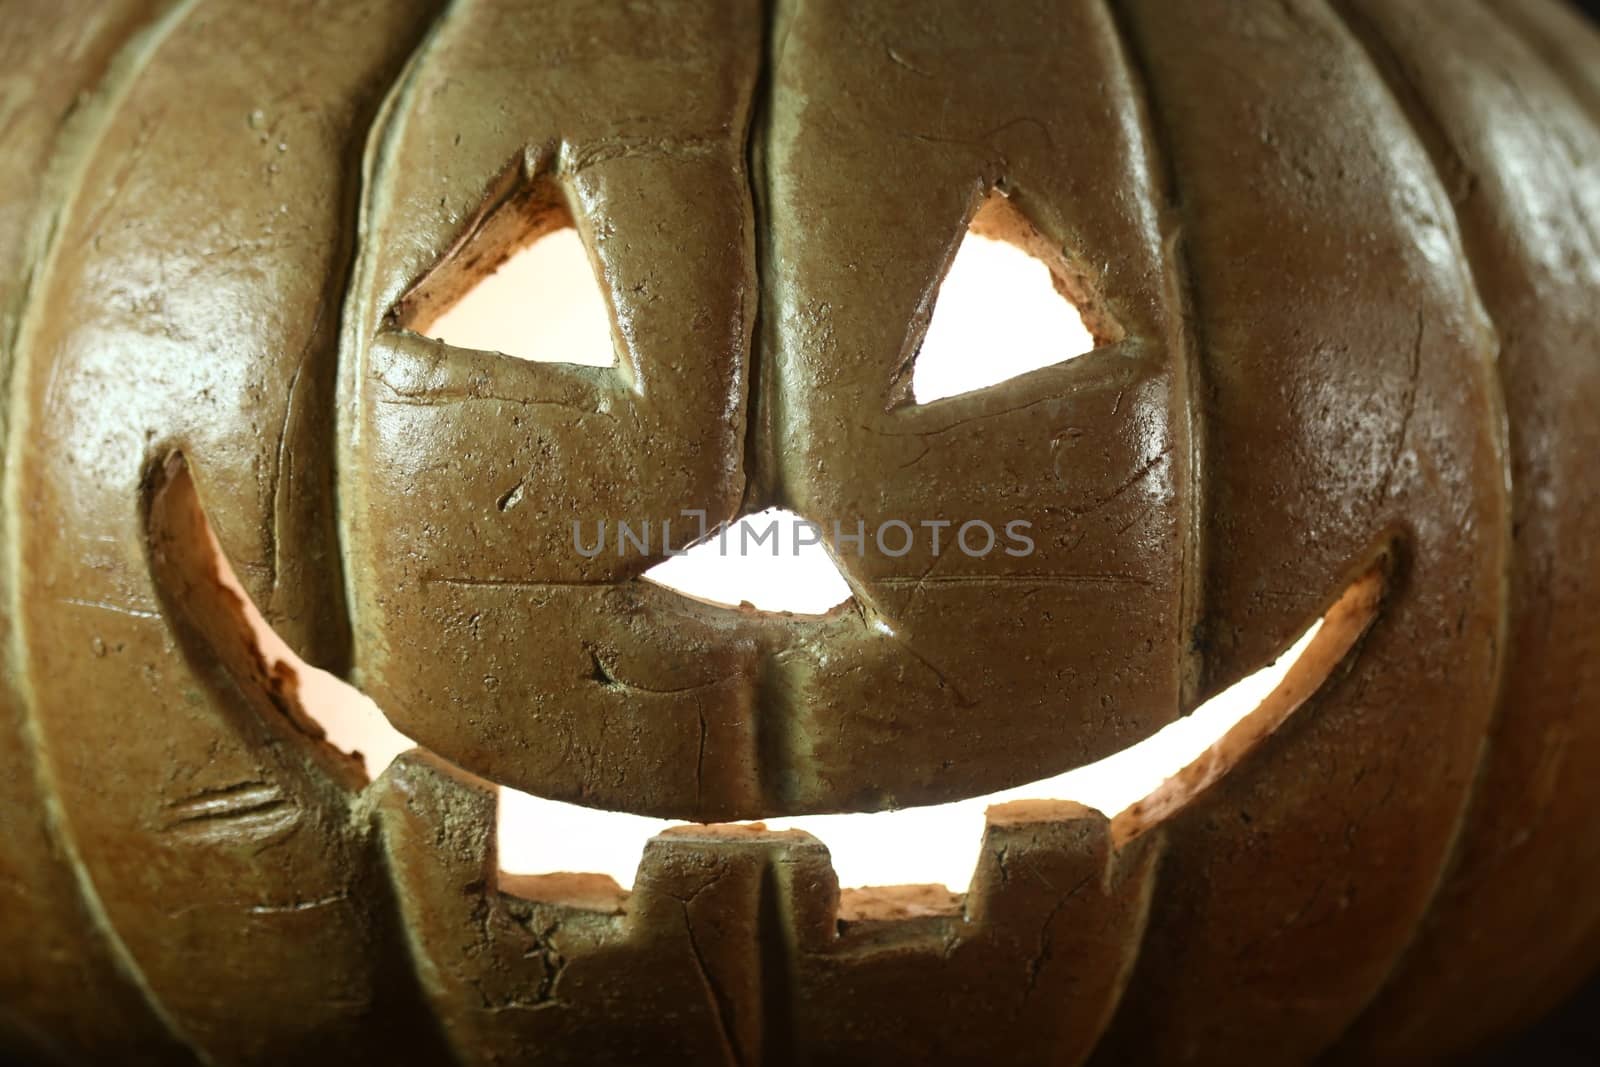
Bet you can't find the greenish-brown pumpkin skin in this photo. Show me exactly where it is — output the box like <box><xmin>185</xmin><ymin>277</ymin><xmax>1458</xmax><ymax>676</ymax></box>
<box><xmin>1</xmin><ymin>1</ymin><xmax>1597</xmax><ymax>1064</ymax></box>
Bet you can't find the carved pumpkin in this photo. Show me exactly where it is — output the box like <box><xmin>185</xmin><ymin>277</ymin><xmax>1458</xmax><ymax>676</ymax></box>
<box><xmin>2</xmin><ymin>1</ymin><xmax>1598</xmax><ymax>1064</ymax></box>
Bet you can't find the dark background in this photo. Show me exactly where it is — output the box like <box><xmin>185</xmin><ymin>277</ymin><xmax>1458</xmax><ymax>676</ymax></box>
<box><xmin>1481</xmin><ymin>980</ymin><xmax>1600</xmax><ymax>1065</ymax></box>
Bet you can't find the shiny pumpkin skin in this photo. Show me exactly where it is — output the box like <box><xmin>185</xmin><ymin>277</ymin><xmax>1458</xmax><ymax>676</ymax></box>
<box><xmin>1</xmin><ymin>1</ymin><xmax>1598</xmax><ymax>1064</ymax></box>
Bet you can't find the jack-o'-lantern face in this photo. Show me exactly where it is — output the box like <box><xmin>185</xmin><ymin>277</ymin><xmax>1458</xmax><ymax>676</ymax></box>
<box><xmin>6</xmin><ymin>1</ymin><xmax>1600</xmax><ymax>1064</ymax></box>
<box><xmin>336</xmin><ymin>2</ymin><xmax>1355</xmax><ymax>822</ymax></box>
<box><xmin>350</xmin><ymin>174</ymin><xmax>1188</xmax><ymax>822</ymax></box>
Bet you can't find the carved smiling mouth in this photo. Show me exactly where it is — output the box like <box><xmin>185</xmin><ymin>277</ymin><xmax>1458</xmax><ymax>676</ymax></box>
<box><xmin>149</xmin><ymin>454</ymin><xmax>1386</xmax><ymax>901</ymax></box>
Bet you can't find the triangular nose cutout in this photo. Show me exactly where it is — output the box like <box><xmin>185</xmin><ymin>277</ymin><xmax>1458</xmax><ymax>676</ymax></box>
<box><xmin>642</xmin><ymin>508</ymin><xmax>853</xmax><ymax>615</ymax></box>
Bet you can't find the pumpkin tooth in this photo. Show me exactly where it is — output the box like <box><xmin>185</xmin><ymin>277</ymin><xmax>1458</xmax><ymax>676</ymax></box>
<box><xmin>486</xmin><ymin>563</ymin><xmax>1384</xmax><ymax>894</ymax></box>
<box><xmin>779</xmin><ymin>809</ymin><xmax>1156</xmax><ymax>1063</ymax></box>
<box><xmin>372</xmin><ymin>753</ymin><xmax>1159</xmax><ymax>1063</ymax></box>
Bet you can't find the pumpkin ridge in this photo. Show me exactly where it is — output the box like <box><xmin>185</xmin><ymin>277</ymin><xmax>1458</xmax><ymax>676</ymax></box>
<box><xmin>1077</xmin><ymin>3</ymin><xmax>1209</xmax><ymax>1058</ymax></box>
<box><xmin>1499</xmin><ymin>0</ymin><xmax>1600</xmax><ymax>994</ymax></box>
<box><xmin>1317</xmin><ymin>0</ymin><xmax>1600</xmax><ymax>1057</ymax></box>
<box><xmin>10</xmin><ymin>1</ymin><xmax>463</xmax><ymax>1058</ymax></box>
<box><xmin>1486</xmin><ymin>0</ymin><xmax>1600</xmax><ymax>130</ymax></box>
<box><xmin>1096</xmin><ymin>0</ymin><xmax>1210</xmax><ymax>718</ymax></box>
<box><xmin>1085</xmin><ymin>1</ymin><xmax>1513</xmax><ymax>1061</ymax></box>
<box><xmin>734</xmin><ymin>0</ymin><xmax>788</xmax><ymax>517</ymax></box>
<box><xmin>1312</xmin><ymin>2</ymin><xmax>1515</xmax><ymax>1057</ymax></box>
<box><xmin>331</xmin><ymin>0</ymin><xmax>457</xmax><ymax>679</ymax></box>
<box><xmin>0</xmin><ymin>3</ymin><xmax>212</xmax><ymax>1062</ymax></box>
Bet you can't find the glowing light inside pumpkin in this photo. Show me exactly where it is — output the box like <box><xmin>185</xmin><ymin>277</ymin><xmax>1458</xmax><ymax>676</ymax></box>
<box><xmin>216</xmin><ymin>512</ymin><xmax>1334</xmax><ymax>893</ymax></box>
<box><xmin>424</xmin><ymin>227</ymin><xmax>616</xmax><ymax>367</ymax></box>
<box><xmin>640</xmin><ymin>507</ymin><xmax>854</xmax><ymax>615</ymax></box>
<box><xmin>205</xmin><ymin>520</ymin><xmax>412</xmax><ymax>778</ymax></box>
<box><xmin>492</xmin><ymin>621</ymin><xmax>1324</xmax><ymax>892</ymax></box>
<box><xmin>759</xmin><ymin>623</ymin><xmax>1324</xmax><ymax>889</ymax></box>
<box><xmin>911</xmin><ymin>220</ymin><xmax>1096</xmax><ymax>404</ymax></box>
<box><xmin>203</xmin><ymin>209</ymin><xmax>1357</xmax><ymax>899</ymax></box>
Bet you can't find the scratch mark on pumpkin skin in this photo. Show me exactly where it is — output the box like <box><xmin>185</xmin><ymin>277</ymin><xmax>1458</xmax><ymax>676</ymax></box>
<box><xmin>894</xmin><ymin>438</ymin><xmax>932</xmax><ymax>470</ymax></box>
<box><xmin>680</xmin><ymin>901</ymin><xmax>745</xmax><ymax>1067</ymax></box>
<box><xmin>1376</xmin><ymin>312</ymin><xmax>1424</xmax><ymax>506</ymax></box>
<box><xmin>424</xmin><ymin>576</ymin><xmax>616</xmax><ymax>589</ymax></box>
<box><xmin>564</xmin><ymin>131</ymin><xmax>729</xmax><ymax>171</ymax></box>
<box><xmin>159</xmin><ymin>784</ymin><xmax>301</xmax><ymax>845</ymax></box>
<box><xmin>1022</xmin><ymin>873</ymin><xmax>1095</xmax><ymax>1001</ymax></box>
<box><xmin>247</xmin><ymin>892</ymin><xmax>350</xmax><ymax>916</ymax></box>
<box><xmin>883</xmin><ymin>40</ymin><xmax>931</xmax><ymax>78</ymax></box>
<box><xmin>585</xmin><ymin>645</ymin><xmax>736</xmax><ymax>697</ymax></box>
<box><xmin>503</xmin><ymin>914</ymin><xmax>571</xmax><ymax>1006</ymax></box>
<box><xmin>873</xmin><ymin>574</ymin><xmax>1156</xmax><ymax>589</ymax></box>
<box><xmin>887</xmin><ymin>542</ymin><xmax>960</xmax><ymax>618</ymax></box>
<box><xmin>876</xmin><ymin>629</ymin><xmax>973</xmax><ymax>708</ymax></box>
<box><xmin>660</xmin><ymin>868</ymin><xmax>729</xmax><ymax>910</ymax></box>
<box><xmin>1060</xmin><ymin>445</ymin><xmax>1172</xmax><ymax>519</ymax></box>
<box><xmin>871</xmin><ymin>392</ymin><xmax>1070</xmax><ymax>439</ymax></box>
<box><xmin>368</xmin><ymin>344</ymin><xmax>618</xmax><ymax>404</ymax></box>
<box><xmin>264</xmin><ymin>361</ymin><xmax>302</xmax><ymax>598</ymax></box>
<box><xmin>57</xmin><ymin>596</ymin><xmax>161</xmax><ymax>619</ymax></box>
<box><xmin>904</xmin><ymin>114</ymin><xmax>1057</xmax><ymax>155</ymax></box>
<box><xmin>263</xmin><ymin>284</ymin><xmax>329</xmax><ymax>601</ymax></box>
<box><xmin>1107</xmin><ymin>497</ymin><xmax>1163</xmax><ymax>544</ymax></box>
<box><xmin>696</xmin><ymin>711</ymin><xmax>709</xmax><ymax>807</ymax></box>
<box><xmin>374</xmin><ymin>390</ymin><xmax>613</xmax><ymax>417</ymax></box>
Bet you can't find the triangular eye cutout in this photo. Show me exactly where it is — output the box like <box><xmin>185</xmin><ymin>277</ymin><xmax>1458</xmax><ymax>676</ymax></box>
<box><xmin>423</xmin><ymin>224</ymin><xmax>617</xmax><ymax>367</ymax></box>
<box><xmin>910</xmin><ymin>192</ymin><xmax>1101</xmax><ymax>405</ymax></box>
<box><xmin>395</xmin><ymin>177</ymin><xmax>618</xmax><ymax>368</ymax></box>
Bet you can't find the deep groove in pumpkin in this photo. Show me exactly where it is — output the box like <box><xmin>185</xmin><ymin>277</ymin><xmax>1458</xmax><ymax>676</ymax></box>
<box><xmin>1095</xmin><ymin>0</ymin><xmax>1211</xmax><ymax>716</ymax></box>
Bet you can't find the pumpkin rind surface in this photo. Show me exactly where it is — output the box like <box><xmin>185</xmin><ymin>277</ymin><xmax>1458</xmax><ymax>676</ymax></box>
<box><xmin>0</xmin><ymin>6</ymin><xmax>196</xmax><ymax>1063</ymax></box>
<box><xmin>0</xmin><ymin>1</ymin><xmax>1597</xmax><ymax>1064</ymax></box>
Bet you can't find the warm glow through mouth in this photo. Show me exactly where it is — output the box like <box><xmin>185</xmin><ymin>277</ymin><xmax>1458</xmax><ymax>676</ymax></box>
<box><xmin>160</xmin><ymin>206</ymin><xmax>1376</xmax><ymax>900</ymax></box>
<box><xmin>184</xmin><ymin>476</ymin><xmax>1378</xmax><ymax>895</ymax></box>
<box><xmin>491</xmin><ymin>586</ymin><xmax>1376</xmax><ymax>892</ymax></box>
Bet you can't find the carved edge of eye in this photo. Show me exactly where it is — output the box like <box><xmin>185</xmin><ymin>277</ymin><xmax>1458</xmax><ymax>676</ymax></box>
<box><xmin>891</xmin><ymin>186</ymin><xmax>1129</xmax><ymax>410</ymax></box>
<box><xmin>383</xmin><ymin>155</ymin><xmax>623</xmax><ymax>376</ymax></box>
